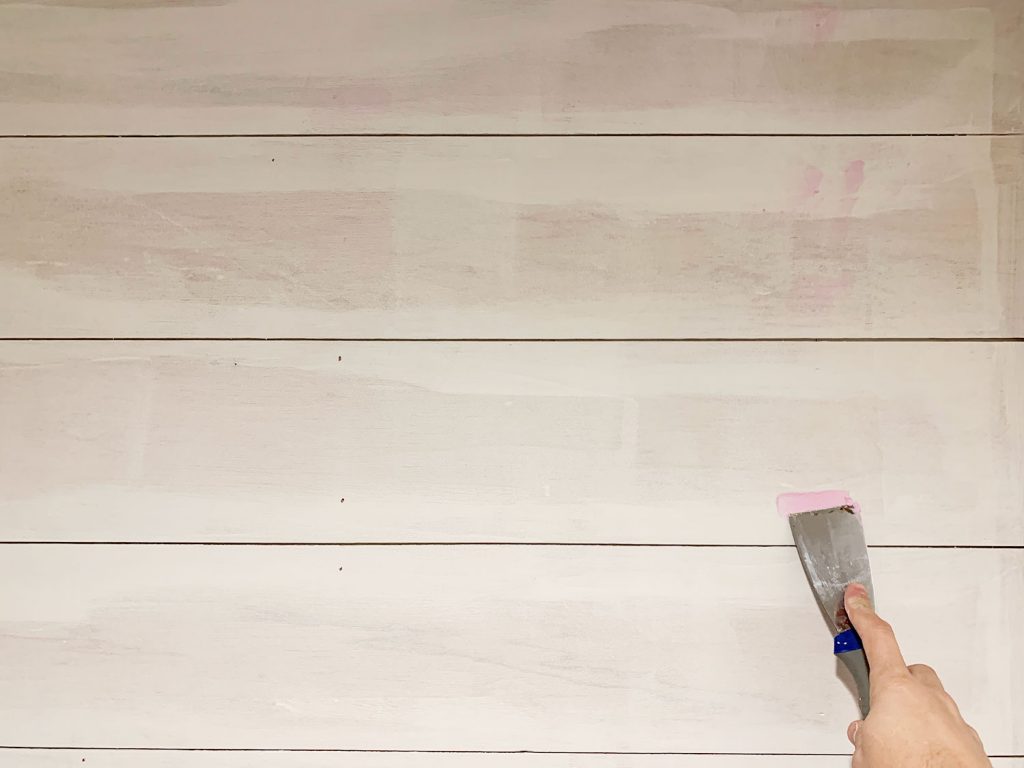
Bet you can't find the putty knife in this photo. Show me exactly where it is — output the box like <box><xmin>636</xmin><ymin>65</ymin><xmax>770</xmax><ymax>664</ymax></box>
<box><xmin>780</xmin><ymin>491</ymin><xmax>873</xmax><ymax>717</ymax></box>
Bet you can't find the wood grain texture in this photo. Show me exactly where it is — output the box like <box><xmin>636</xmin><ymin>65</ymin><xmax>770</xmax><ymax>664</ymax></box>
<box><xmin>3</xmin><ymin>755</ymin><xmax>1023</xmax><ymax>768</ymax></box>
<box><xmin>0</xmin><ymin>546</ymin><xmax>1020</xmax><ymax>752</ymax></box>
<box><xmin>1</xmin><ymin>342</ymin><xmax>1021</xmax><ymax>545</ymax></box>
<box><xmin>2</xmin><ymin>137</ymin><xmax>1021</xmax><ymax>339</ymax></box>
<box><xmin>0</xmin><ymin>0</ymin><xmax>1020</xmax><ymax>135</ymax></box>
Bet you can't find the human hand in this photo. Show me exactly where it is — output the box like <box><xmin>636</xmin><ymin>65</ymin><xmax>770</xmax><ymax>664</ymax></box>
<box><xmin>843</xmin><ymin>583</ymin><xmax>991</xmax><ymax>767</ymax></box>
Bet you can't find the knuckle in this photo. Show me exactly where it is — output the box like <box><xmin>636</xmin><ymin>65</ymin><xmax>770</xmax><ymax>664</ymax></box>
<box><xmin>875</xmin><ymin>618</ymin><xmax>895</xmax><ymax>636</ymax></box>
<box><xmin>866</xmin><ymin>616</ymin><xmax>894</xmax><ymax>639</ymax></box>
<box><xmin>941</xmin><ymin>691</ymin><xmax>963</xmax><ymax>713</ymax></box>
<box><xmin>877</xmin><ymin>669</ymin><xmax>913</xmax><ymax>688</ymax></box>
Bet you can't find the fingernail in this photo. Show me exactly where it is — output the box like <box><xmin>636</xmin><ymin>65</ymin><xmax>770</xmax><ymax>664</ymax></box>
<box><xmin>845</xmin><ymin>583</ymin><xmax>870</xmax><ymax>609</ymax></box>
<box><xmin>848</xmin><ymin>720</ymin><xmax>861</xmax><ymax>745</ymax></box>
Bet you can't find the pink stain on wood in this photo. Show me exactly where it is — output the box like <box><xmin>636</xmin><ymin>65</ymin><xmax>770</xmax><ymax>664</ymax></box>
<box><xmin>807</xmin><ymin>5</ymin><xmax>841</xmax><ymax>43</ymax></box>
<box><xmin>800</xmin><ymin>165</ymin><xmax>824</xmax><ymax>199</ymax></box>
<box><xmin>840</xmin><ymin>159</ymin><xmax>865</xmax><ymax>215</ymax></box>
<box><xmin>844</xmin><ymin>160</ymin><xmax>865</xmax><ymax>196</ymax></box>
<box><xmin>789</xmin><ymin>273</ymin><xmax>854</xmax><ymax>308</ymax></box>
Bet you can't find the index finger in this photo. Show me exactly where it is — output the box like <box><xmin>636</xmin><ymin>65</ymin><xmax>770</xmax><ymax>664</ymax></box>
<box><xmin>844</xmin><ymin>583</ymin><xmax>908</xmax><ymax>679</ymax></box>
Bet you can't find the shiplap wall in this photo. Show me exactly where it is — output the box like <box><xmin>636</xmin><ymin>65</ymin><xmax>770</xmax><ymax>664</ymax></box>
<box><xmin>0</xmin><ymin>0</ymin><xmax>1021</xmax><ymax>134</ymax></box>
<box><xmin>2</xmin><ymin>137</ymin><xmax>1021</xmax><ymax>338</ymax></box>
<box><xmin>1</xmin><ymin>547</ymin><xmax>1022</xmax><ymax>752</ymax></box>
<box><xmin>5</xmin><ymin>757</ymin><xmax>1024</xmax><ymax>768</ymax></box>
<box><xmin>1</xmin><ymin>342</ymin><xmax>1021</xmax><ymax>545</ymax></box>
<box><xmin>0</xmin><ymin>0</ymin><xmax>1021</xmax><ymax>765</ymax></box>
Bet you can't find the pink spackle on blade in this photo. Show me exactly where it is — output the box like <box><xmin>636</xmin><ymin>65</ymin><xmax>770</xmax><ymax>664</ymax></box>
<box><xmin>777</xmin><ymin>490</ymin><xmax>861</xmax><ymax>518</ymax></box>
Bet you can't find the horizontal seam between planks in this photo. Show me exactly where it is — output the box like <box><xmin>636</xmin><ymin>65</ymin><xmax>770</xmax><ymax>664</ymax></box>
<box><xmin>0</xmin><ymin>542</ymin><xmax>1020</xmax><ymax>549</ymax></box>
<box><xmin>1</xmin><ymin>337</ymin><xmax>1022</xmax><ymax>343</ymax></box>
<box><xmin>0</xmin><ymin>747</ymin><xmax>910</xmax><ymax>756</ymax></box>
<box><xmin>0</xmin><ymin>747</ymin><xmax>1020</xmax><ymax>757</ymax></box>
<box><xmin>0</xmin><ymin>133</ymin><xmax>1021</xmax><ymax>139</ymax></box>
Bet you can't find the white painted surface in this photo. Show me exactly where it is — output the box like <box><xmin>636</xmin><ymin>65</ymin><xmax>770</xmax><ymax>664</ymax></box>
<box><xmin>1</xmin><ymin>342</ymin><xmax>1020</xmax><ymax>545</ymax></box>
<box><xmin>1</xmin><ymin>0</ymin><xmax>1021</xmax><ymax>762</ymax></box>
<box><xmin>0</xmin><ymin>546</ymin><xmax>1020</xmax><ymax>753</ymax></box>
<box><xmin>3</xmin><ymin>753</ymin><xmax>1023</xmax><ymax>768</ymax></box>
<box><xmin>2</xmin><ymin>137</ymin><xmax>1021</xmax><ymax>338</ymax></box>
<box><xmin>0</xmin><ymin>0</ymin><xmax>1019</xmax><ymax>134</ymax></box>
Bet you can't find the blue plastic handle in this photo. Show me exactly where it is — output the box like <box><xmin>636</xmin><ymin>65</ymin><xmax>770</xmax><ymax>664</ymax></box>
<box><xmin>834</xmin><ymin>628</ymin><xmax>864</xmax><ymax>654</ymax></box>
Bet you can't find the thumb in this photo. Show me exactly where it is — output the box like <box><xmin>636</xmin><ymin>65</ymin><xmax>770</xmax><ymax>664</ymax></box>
<box><xmin>844</xmin><ymin>583</ymin><xmax>908</xmax><ymax>679</ymax></box>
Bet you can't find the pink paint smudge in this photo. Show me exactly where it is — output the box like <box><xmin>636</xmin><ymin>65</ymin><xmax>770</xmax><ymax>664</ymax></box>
<box><xmin>807</xmin><ymin>5</ymin><xmax>841</xmax><ymax>44</ymax></box>
<box><xmin>844</xmin><ymin>160</ymin><xmax>865</xmax><ymax>196</ymax></box>
<box><xmin>840</xmin><ymin>159</ymin><xmax>865</xmax><ymax>215</ymax></box>
<box><xmin>789</xmin><ymin>273</ymin><xmax>854</xmax><ymax>308</ymax></box>
<box><xmin>800</xmin><ymin>165</ymin><xmax>824</xmax><ymax>199</ymax></box>
<box><xmin>777</xmin><ymin>490</ymin><xmax>861</xmax><ymax>518</ymax></box>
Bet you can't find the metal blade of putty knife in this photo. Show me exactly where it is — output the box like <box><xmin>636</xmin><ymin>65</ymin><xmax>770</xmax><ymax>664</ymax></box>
<box><xmin>785</xmin><ymin>495</ymin><xmax>874</xmax><ymax>717</ymax></box>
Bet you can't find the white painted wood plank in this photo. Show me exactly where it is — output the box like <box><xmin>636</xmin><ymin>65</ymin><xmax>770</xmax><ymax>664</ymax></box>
<box><xmin>1</xmin><ymin>137</ymin><xmax>1021</xmax><ymax>338</ymax></box>
<box><xmin>1</xmin><ymin>341</ymin><xmax>1021</xmax><ymax>545</ymax></box>
<box><xmin>0</xmin><ymin>546</ymin><xmax>1020</xmax><ymax>753</ymax></box>
<box><xmin>3</xmin><ymin>753</ymin><xmax>1023</xmax><ymax>768</ymax></box>
<box><xmin>0</xmin><ymin>0</ymin><xmax>1020</xmax><ymax>134</ymax></box>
